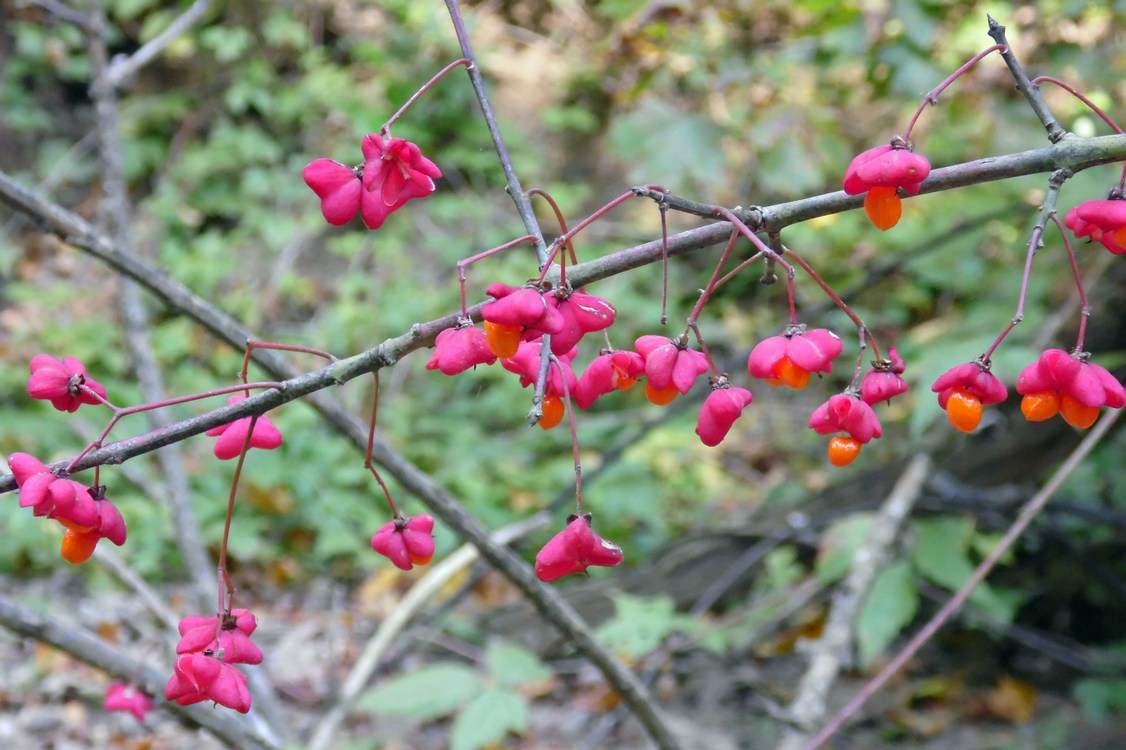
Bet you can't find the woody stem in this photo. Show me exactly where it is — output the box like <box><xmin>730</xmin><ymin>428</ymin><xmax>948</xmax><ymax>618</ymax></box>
<box><xmin>216</xmin><ymin>414</ymin><xmax>259</xmax><ymax>614</ymax></box>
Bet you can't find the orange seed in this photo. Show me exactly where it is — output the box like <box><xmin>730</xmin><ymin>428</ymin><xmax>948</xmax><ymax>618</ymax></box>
<box><xmin>827</xmin><ymin>435</ymin><xmax>861</xmax><ymax>467</ymax></box>
<box><xmin>946</xmin><ymin>387</ymin><xmax>983</xmax><ymax>433</ymax></box>
<box><xmin>484</xmin><ymin>320</ymin><xmax>522</xmax><ymax>359</ymax></box>
<box><xmin>864</xmin><ymin>186</ymin><xmax>902</xmax><ymax>231</ymax></box>
<box><xmin>1060</xmin><ymin>395</ymin><xmax>1099</xmax><ymax>429</ymax></box>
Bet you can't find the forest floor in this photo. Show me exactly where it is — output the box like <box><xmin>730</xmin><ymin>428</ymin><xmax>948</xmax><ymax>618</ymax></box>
<box><xmin>2</xmin><ymin>560</ymin><xmax>1125</xmax><ymax>750</ymax></box>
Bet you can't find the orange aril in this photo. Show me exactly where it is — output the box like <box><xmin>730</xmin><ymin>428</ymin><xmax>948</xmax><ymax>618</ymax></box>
<box><xmin>827</xmin><ymin>436</ymin><xmax>861</xmax><ymax>467</ymax></box>
<box><xmin>60</xmin><ymin>529</ymin><xmax>99</xmax><ymax>564</ymax></box>
<box><xmin>611</xmin><ymin>363</ymin><xmax>638</xmax><ymax>391</ymax></box>
<box><xmin>773</xmin><ymin>357</ymin><xmax>811</xmax><ymax>389</ymax></box>
<box><xmin>57</xmin><ymin>518</ymin><xmax>94</xmax><ymax>534</ymax></box>
<box><xmin>409</xmin><ymin>548</ymin><xmax>434</xmax><ymax>565</ymax></box>
<box><xmin>645</xmin><ymin>382</ymin><xmax>678</xmax><ymax>406</ymax></box>
<box><xmin>1020</xmin><ymin>391</ymin><xmax>1060</xmax><ymax>422</ymax></box>
<box><xmin>945</xmin><ymin>387</ymin><xmax>983</xmax><ymax>433</ymax></box>
<box><xmin>538</xmin><ymin>395</ymin><xmax>565</xmax><ymax>430</ymax></box>
<box><xmin>484</xmin><ymin>320</ymin><xmax>521</xmax><ymax>358</ymax></box>
<box><xmin>864</xmin><ymin>186</ymin><xmax>902</xmax><ymax>231</ymax></box>
<box><xmin>1060</xmin><ymin>394</ymin><xmax>1099</xmax><ymax>429</ymax></box>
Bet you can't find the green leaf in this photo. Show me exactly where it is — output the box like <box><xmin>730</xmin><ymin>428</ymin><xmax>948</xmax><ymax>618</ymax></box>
<box><xmin>815</xmin><ymin>513</ymin><xmax>874</xmax><ymax>584</ymax></box>
<box><xmin>856</xmin><ymin>561</ymin><xmax>919</xmax><ymax>667</ymax></box>
<box><xmin>1074</xmin><ymin>678</ymin><xmax>1126</xmax><ymax>724</ymax></box>
<box><xmin>484</xmin><ymin>641</ymin><xmax>552</xmax><ymax>688</ymax></box>
<box><xmin>596</xmin><ymin>593</ymin><xmax>680</xmax><ymax>659</ymax></box>
<box><xmin>761</xmin><ymin>546</ymin><xmax>805</xmax><ymax>591</ymax></box>
<box><xmin>356</xmin><ymin>663</ymin><xmax>484</xmax><ymax>721</ymax></box>
<box><xmin>597</xmin><ymin>0</ymin><xmax>649</xmax><ymax>21</ymax></box>
<box><xmin>450</xmin><ymin>688</ymin><xmax>528</xmax><ymax>750</ymax></box>
<box><xmin>606</xmin><ymin>97</ymin><xmax>726</xmax><ymax>194</ymax></box>
<box><xmin>911</xmin><ymin>516</ymin><xmax>973</xmax><ymax>591</ymax></box>
<box><xmin>911</xmin><ymin>517</ymin><xmax>1020</xmax><ymax>622</ymax></box>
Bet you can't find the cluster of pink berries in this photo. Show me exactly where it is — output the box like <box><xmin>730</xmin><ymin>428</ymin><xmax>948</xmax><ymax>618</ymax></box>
<box><xmin>303</xmin><ymin>133</ymin><xmax>441</xmax><ymax>230</ymax></box>
<box><xmin>7</xmin><ymin>453</ymin><xmax>126</xmax><ymax>563</ymax></box>
<box><xmin>164</xmin><ymin>609</ymin><xmax>262</xmax><ymax>713</ymax></box>
<box><xmin>844</xmin><ymin>141</ymin><xmax>1126</xmax><ymax>433</ymax></box>
<box><xmin>10</xmin><ymin>356</ymin><xmax>287</xmax><ymax>565</ymax></box>
<box><xmin>932</xmin><ymin>350</ymin><xmax>1125</xmax><ymax>433</ymax></box>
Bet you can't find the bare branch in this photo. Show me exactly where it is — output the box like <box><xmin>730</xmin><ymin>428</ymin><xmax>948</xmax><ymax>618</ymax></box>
<box><xmin>2</xmin><ymin>133</ymin><xmax>1126</xmax><ymax>487</ymax></box>
<box><xmin>988</xmin><ymin>15</ymin><xmax>1067</xmax><ymax>142</ymax></box>
<box><xmin>778</xmin><ymin>453</ymin><xmax>931</xmax><ymax>750</ymax></box>
<box><xmin>106</xmin><ymin>0</ymin><xmax>214</xmax><ymax>88</ymax></box>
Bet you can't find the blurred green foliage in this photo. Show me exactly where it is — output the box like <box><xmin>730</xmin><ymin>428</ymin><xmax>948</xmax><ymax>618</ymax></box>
<box><xmin>1</xmin><ymin>1</ymin><xmax>1124</xmax><ymax>681</ymax></box>
<box><xmin>356</xmin><ymin>639</ymin><xmax>550</xmax><ymax>749</ymax></box>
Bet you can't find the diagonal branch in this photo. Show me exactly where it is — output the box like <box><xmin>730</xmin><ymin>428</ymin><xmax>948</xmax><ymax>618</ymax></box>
<box><xmin>2</xmin><ymin>133</ymin><xmax>1126</xmax><ymax>488</ymax></box>
<box><xmin>2</xmin><ymin>123</ymin><xmax>1125</xmax><ymax>750</ymax></box>
<box><xmin>83</xmin><ymin>2</ymin><xmax>287</xmax><ymax>742</ymax></box>
<box><xmin>0</xmin><ymin>591</ymin><xmax>278</xmax><ymax>749</ymax></box>
<box><xmin>987</xmin><ymin>15</ymin><xmax>1067</xmax><ymax>142</ymax></box>
<box><xmin>106</xmin><ymin>0</ymin><xmax>214</xmax><ymax>88</ymax></box>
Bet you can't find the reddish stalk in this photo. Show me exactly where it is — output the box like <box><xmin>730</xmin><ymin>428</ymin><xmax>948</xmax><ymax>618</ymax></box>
<box><xmin>363</xmin><ymin>371</ymin><xmax>398</xmax><ymax>518</ymax></box>
<box><xmin>1031</xmin><ymin>75</ymin><xmax>1126</xmax><ymax>188</ymax></box>
<box><xmin>713</xmin><ymin>251</ymin><xmax>767</xmax><ymax>289</ymax></box>
<box><xmin>686</xmin><ymin>322</ymin><xmax>720</xmax><ymax>379</ymax></box>
<box><xmin>455</xmin><ymin>234</ymin><xmax>537</xmax><ymax>317</ymax></box>
<box><xmin>1051</xmin><ymin>214</ymin><xmax>1091</xmax><ymax>352</ymax></box>
<box><xmin>983</xmin><ymin>169</ymin><xmax>1069</xmax><ymax>361</ymax></box>
<box><xmin>66</xmin><ymin>381</ymin><xmax>285</xmax><ymax>471</ymax></box>
<box><xmin>684</xmin><ymin>228</ymin><xmax>741</xmax><ymax>377</ymax></box>
<box><xmin>550</xmin><ymin>354</ymin><xmax>583</xmax><ymax>513</ymax></box>
<box><xmin>782</xmin><ymin>245</ymin><xmax>882</xmax><ymax>363</ymax></box>
<box><xmin>215</xmin><ymin>413</ymin><xmax>260</xmax><ymax>615</ymax></box>
<box><xmin>528</xmin><ymin>188</ymin><xmax>579</xmax><ymax>270</ymax></box>
<box><xmin>902</xmin><ymin>44</ymin><xmax>1006</xmax><ymax>141</ymax></box>
<box><xmin>708</xmin><ymin>207</ymin><xmax>808</xmax><ymax>334</ymax></box>
<box><xmin>554</xmin><ymin>190</ymin><xmax>638</xmax><ymax>249</ymax></box>
<box><xmin>379</xmin><ymin>58</ymin><xmax>471</xmax><ymax>136</ymax></box>
<box><xmin>685</xmin><ymin>229</ymin><xmax>740</xmax><ymax>327</ymax></box>
<box><xmin>240</xmin><ymin>341</ymin><xmax>336</xmax><ymax>391</ymax></box>
<box><xmin>1031</xmin><ymin>76</ymin><xmax>1123</xmax><ymax>134</ymax></box>
<box><xmin>982</xmin><ymin>226</ymin><xmax>1039</xmax><ymax>361</ymax></box>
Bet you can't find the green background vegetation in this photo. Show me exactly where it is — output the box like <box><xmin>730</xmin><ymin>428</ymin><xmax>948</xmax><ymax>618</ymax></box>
<box><xmin>2</xmin><ymin>0</ymin><xmax>1126</xmax><ymax>745</ymax></box>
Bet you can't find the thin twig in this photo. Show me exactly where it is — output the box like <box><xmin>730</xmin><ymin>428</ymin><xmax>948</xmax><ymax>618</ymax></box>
<box><xmin>987</xmin><ymin>15</ymin><xmax>1067</xmax><ymax>142</ymax></box>
<box><xmin>778</xmin><ymin>453</ymin><xmax>932</xmax><ymax>750</ymax></box>
<box><xmin>442</xmin><ymin>0</ymin><xmax>547</xmax><ymax>266</ymax></box>
<box><xmin>106</xmin><ymin>0</ymin><xmax>214</xmax><ymax>87</ymax></box>
<box><xmin>803</xmin><ymin>408</ymin><xmax>1123</xmax><ymax>750</ymax></box>
<box><xmin>16</xmin><ymin>0</ymin><xmax>89</xmax><ymax>27</ymax></box>
<box><xmin>84</xmin><ymin>4</ymin><xmax>284</xmax><ymax>740</ymax></box>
